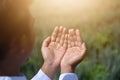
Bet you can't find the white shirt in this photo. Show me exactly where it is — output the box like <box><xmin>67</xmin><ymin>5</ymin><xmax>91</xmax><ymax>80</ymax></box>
<box><xmin>0</xmin><ymin>74</ymin><xmax>27</xmax><ymax>80</ymax></box>
<box><xmin>32</xmin><ymin>70</ymin><xmax>78</xmax><ymax>80</ymax></box>
<box><xmin>0</xmin><ymin>69</ymin><xmax>78</xmax><ymax>80</ymax></box>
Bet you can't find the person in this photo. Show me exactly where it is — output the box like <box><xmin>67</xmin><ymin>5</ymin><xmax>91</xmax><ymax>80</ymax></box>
<box><xmin>0</xmin><ymin>0</ymin><xmax>86</xmax><ymax>80</ymax></box>
<box><xmin>32</xmin><ymin>27</ymin><xmax>86</xmax><ymax>80</ymax></box>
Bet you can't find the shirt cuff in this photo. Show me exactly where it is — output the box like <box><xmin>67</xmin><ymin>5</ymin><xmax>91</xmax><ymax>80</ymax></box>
<box><xmin>59</xmin><ymin>73</ymin><xmax>78</xmax><ymax>80</ymax></box>
<box><xmin>31</xmin><ymin>69</ymin><xmax>51</xmax><ymax>80</ymax></box>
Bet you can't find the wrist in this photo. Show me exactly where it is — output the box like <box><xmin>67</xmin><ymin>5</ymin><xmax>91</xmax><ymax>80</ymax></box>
<box><xmin>41</xmin><ymin>62</ymin><xmax>58</xmax><ymax>79</ymax></box>
<box><xmin>61</xmin><ymin>63</ymin><xmax>74</xmax><ymax>74</ymax></box>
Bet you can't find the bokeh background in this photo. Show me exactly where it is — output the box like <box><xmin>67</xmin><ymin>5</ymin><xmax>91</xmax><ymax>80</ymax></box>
<box><xmin>21</xmin><ymin>0</ymin><xmax>120</xmax><ymax>80</ymax></box>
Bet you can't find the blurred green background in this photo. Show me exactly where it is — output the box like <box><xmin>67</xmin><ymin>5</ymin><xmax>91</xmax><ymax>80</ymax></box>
<box><xmin>21</xmin><ymin>0</ymin><xmax>120</xmax><ymax>80</ymax></box>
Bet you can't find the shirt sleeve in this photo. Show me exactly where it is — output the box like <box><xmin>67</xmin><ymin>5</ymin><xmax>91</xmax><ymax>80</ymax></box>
<box><xmin>59</xmin><ymin>73</ymin><xmax>78</xmax><ymax>80</ymax></box>
<box><xmin>31</xmin><ymin>69</ymin><xmax>51</xmax><ymax>80</ymax></box>
<box><xmin>0</xmin><ymin>74</ymin><xmax>27</xmax><ymax>80</ymax></box>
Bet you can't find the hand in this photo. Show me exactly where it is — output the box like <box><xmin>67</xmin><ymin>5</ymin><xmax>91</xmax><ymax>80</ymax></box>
<box><xmin>41</xmin><ymin>26</ymin><xmax>67</xmax><ymax>79</ymax></box>
<box><xmin>61</xmin><ymin>29</ymin><xmax>86</xmax><ymax>73</ymax></box>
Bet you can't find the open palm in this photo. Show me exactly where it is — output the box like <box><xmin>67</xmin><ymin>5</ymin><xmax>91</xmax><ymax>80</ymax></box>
<box><xmin>41</xmin><ymin>27</ymin><xmax>67</xmax><ymax>67</ymax></box>
<box><xmin>61</xmin><ymin>29</ymin><xmax>86</xmax><ymax>68</ymax></box>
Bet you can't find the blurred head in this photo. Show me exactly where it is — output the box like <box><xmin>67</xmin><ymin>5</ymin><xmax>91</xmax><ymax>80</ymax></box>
<box><xmin>0</xmin><ymin>0</ymin><xmax>35</xmax><ymax>67</ymax></box>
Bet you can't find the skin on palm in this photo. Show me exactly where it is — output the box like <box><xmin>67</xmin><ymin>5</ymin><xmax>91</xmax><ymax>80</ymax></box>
<box><xmin>48</xmin><ymin>27</ymin><xmax>67</xmax><ymax>66</ymax></box>
<box><xmin>61</xmin><ymin>29</ymin><xmax>86</xmax><ymax>73</ymax></box>
<box><xmin>41</xmin><ymin>26</ymin><xmax>67</xmax><ymax>79</ymax></box>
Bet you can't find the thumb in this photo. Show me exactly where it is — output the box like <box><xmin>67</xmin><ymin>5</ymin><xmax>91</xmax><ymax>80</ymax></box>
<box><xmin>42</xmin><ymin>37</ymin><xmax>51</xmax><ymax>47</ymax></box>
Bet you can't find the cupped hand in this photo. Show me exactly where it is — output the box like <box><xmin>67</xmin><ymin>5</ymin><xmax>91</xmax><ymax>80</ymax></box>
<box><xmin>41</xmin><ymin>26</ymin><xmax>67</xmax><ymax>79</ymax></box>
<box><xmin>61</xmin><ymin>29</ymin><xmax>86</xmax><ymax>73</ymax></box>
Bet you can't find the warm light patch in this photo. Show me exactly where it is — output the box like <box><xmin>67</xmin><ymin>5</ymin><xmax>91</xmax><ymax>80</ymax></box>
<box><xmin>30</xmin><ymin>0</ymin><xmax>120</xmax><ymax>29</ymax></box>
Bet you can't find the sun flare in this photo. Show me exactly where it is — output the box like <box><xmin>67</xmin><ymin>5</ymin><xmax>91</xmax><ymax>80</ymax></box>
<box><xmin>31</xmin><ymin>0</ymin><xmax>120</xmax><ymax>29</ymax></box>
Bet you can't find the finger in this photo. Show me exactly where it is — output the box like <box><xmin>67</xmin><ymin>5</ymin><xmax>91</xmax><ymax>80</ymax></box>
<box><xmin>68</xmin><ymin>34</ymin><xmax>72</xmax><ymax>48</ymax></box>
<box><xmin>81</xmin><ymin>42</ymin><xmax>87</xmax><ymax>56</ymax></box>
<box><xmin>63</xmin><ymin>34</ymin><xmax>68</xmax><ymax>49</ymax></box>
<box><xmin>60</xmin><ymin>28</ymin><xmax>67</xmax><ymax>46</ymax></box>
<box><xmin>72</xmin><ymin>29</ymin><xmax>77</xmax><ymax>46</ymax></box>
<box><xmin>42</xmin><ymin>37</ymin><xmax>51</xmax><ymax>47</ymax></box>
<box><xmin>82</xmin><ymin>42</ymin><xmax>87</xmax><ymax>50</ymax></box>
<box><xmin>56</xmin><ymin>26</ymin><xmax>63</xmax><ymax>43</ymax></box>
<box><xmin>51</xmin><ymin>26</ymin><xmax>59</xmax><ymax>42</ymax></box>
<box><xmin>69</xmin><ymin>29</ymin><xmax>75</xmax><ymax>47</ymax></box>
<box><xmin>76</xmin><ymin>29</ymin><xmax>83</xmax><ymax>46</ymax></box>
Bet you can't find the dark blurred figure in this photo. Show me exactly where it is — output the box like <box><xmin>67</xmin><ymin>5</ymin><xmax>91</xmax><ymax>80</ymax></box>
<box><xmin>0</xmin><ymin>0</ymin><xmax>35</xmax><ymax>76</ymax></box>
